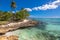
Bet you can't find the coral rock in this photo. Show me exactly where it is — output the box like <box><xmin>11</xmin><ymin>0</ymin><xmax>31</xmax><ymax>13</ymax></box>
<box><xmin>8</xmin><ymin>35</ymin><xmax>18</xmax><ymax>40</ymax></box>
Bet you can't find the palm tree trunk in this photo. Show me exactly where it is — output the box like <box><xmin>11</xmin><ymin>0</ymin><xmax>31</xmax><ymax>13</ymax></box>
<box><xmin>10</xmin><ymin>0</ymin><xmax>16</xmax><ymax>21</ymax></box>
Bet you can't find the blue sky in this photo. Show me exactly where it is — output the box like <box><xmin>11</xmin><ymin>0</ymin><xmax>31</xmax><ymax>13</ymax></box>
<box><xmin>0</xmin><ymin>0</ymin><xmax>60</xmax><ymax>18</ymax></box>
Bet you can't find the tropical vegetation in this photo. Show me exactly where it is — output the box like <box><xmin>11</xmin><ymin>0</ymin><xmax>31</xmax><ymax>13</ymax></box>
<box><xmin>0</xmin><ymin>9</ymin><xmax>30</xmax><ymax>21</ymax></box>
<box><xmin>0</xmin><ymin>0</ymin><xmax>30</xmax><ymax>21</ymax></box>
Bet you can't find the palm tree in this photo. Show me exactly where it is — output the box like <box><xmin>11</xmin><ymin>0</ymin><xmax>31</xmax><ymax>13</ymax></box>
<box><xmin>11</xmin><ymin>0</ymin><xmax>16</xmax><ymax>21</ymax></box>
<box><xmin>11</xmin><ymin>0</ymin><xmax>16</xmax><ymax>13</ymax></box>
<box><xmin>16</xmin><ymin>8</ymin><xmax>30</xmax><ymax>20</ymax></box>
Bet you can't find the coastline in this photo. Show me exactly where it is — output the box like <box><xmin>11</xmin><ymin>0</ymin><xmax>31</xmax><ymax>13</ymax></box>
<box><xmin>0</xmin><ymin>19</ymin><xmax>38</xmax><ymax>40</ymax></box>
<box><xmin>0</xmin><ymin>19</ymin><xmax>38</xmax><ymax>34</ymax></box>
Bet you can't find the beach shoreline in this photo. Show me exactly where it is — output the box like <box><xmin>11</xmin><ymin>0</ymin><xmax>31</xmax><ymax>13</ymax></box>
<box><xmin>0</xmin><ymin>19</ymin><xmax>38</xmax><ymax>34</ymax></box>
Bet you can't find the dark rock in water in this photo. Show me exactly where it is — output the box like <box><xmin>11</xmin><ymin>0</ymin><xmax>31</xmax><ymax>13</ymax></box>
<box><xmin>35</xmin><ymin>21</ymin><xmax>48</xmax><ymax>30</ymax></box>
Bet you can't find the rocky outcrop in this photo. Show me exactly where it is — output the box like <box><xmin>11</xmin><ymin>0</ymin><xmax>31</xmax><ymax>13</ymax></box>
<box><xmin>8</xmin><ymin>35</ymin><xmax>18</xmax><ymax>40</ymax></box>
<box><xmin>0</xmin><ymin>19</ymin><xmax>38</xmax><ymax>34</ymax></box>
<box><xmin>0</xmin><ymin>36</ymin><xmax>8</xmax><ymax>40</ymax></box>
<box><xmin>0</xmin><ymin>35</ymin><xmax>18</xmax><ymax>40</ymax></box>
<box><xmin>0</xmin><ymin>19</ymin><xmax>38</xmax><ymax>40</ymax></box>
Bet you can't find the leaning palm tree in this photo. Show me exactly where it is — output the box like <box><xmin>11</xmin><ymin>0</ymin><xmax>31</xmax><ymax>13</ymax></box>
<box><xmin>10</xmin><ymin>0</ymin><xmax>16</xmax><ymax>21</ymax></box>
<box><xmin>11</xmin><ymin>0</ymin><xmax>16</xmax><ymax>13</ymax></box>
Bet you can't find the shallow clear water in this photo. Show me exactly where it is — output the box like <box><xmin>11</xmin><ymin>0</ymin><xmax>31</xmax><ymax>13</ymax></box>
<box><xmin>13</xmin><ymin>18</ymin><xmax>60</xmax><ymax>40</ymax></box>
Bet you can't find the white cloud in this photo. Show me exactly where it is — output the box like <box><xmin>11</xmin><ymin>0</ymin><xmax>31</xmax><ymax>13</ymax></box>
<box><xmin>25</xmin><ymin>0</ymin><xmax>60</xmax><ymax>11</ymax></box>
<box><xmin>24</xmin><ymin>8</ymin><xmax>32</xmax><ymax>11</ymax></box>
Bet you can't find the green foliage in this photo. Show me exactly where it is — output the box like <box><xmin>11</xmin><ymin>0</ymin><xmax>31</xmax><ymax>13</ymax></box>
<box><xmin>0</xmin><ymin>11</ymin><xmax>12</xmax><ymax>21</ymax></box>
<box><xmin>0</xmin><ymin>9</ymin><xmax>30</xmax><ymax>21</ymax></box>
<box><xmin>16</xmin><ymin>9</ymin><xmax>30</xmax><ymax>20</ymax></box>
<box><xmin>0</xmin><ymin>0</ymin><xmax>29</xmax><ymax>21</ymax></box>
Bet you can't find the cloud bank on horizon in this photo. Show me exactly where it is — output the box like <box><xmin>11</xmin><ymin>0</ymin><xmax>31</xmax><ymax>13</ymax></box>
<box><xmin>25</xmin><ymin>0</ymin><xmax>60</xmax><ymax>11</ymax></box>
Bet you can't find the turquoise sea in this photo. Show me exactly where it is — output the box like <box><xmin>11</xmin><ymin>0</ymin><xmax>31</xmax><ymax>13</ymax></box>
<box><xmin>13</xmin><ymin>18</ymin><xmax>60</xmax><ymax>40</ymax></box>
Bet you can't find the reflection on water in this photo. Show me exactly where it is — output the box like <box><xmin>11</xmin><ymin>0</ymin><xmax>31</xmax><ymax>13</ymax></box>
<box><xmin>13</xmin><ymin>18</ymin><xmax>60</xmax><ymax>40</ymax></box>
